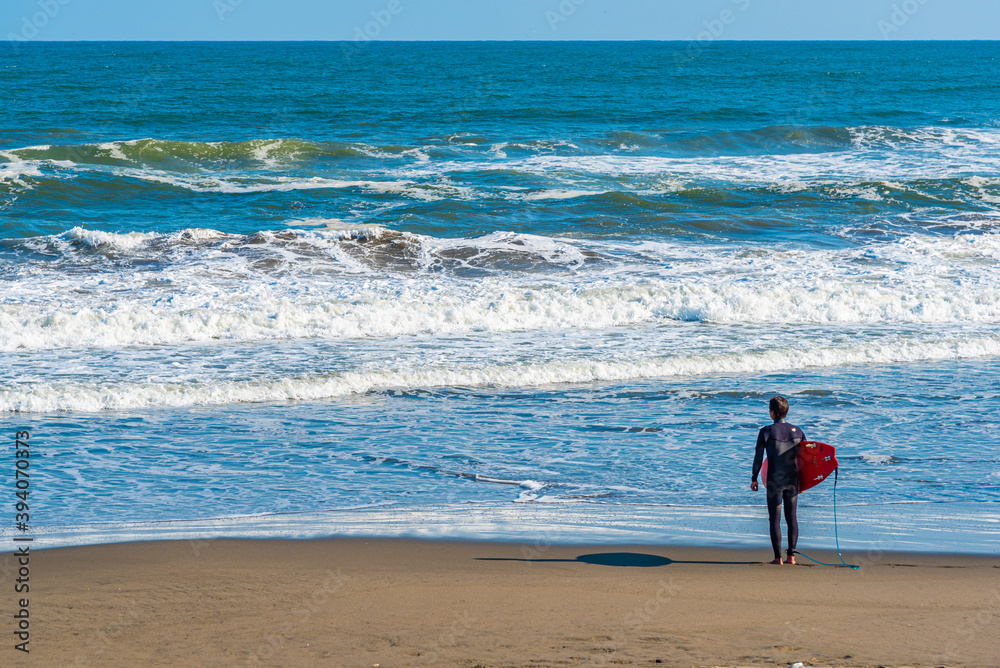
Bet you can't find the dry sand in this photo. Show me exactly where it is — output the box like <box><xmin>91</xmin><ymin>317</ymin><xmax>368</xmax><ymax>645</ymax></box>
<box><xmin>7</xmin><ymin>538</ymin><xmax>1000</xmax><ymax>667</ymax></box>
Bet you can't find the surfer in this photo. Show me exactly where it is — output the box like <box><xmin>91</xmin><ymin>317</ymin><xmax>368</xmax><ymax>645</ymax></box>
<box><xmin>751</xmin><ymin>396</ymin><xmax>805</xmax><ymax>565</ymax></box>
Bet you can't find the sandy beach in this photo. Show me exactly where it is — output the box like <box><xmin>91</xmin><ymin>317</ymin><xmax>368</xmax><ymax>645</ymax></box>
<box><xmin>7</xmin><ymin>538</ymin><xmax>998</xmax><ymax>667</ymax></box>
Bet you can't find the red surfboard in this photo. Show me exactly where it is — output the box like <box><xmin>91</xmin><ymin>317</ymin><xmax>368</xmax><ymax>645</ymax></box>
<box><xmin>760</xmin><ymin>440</ymin><xmax>838</xmax><ymax>493</ymax></box>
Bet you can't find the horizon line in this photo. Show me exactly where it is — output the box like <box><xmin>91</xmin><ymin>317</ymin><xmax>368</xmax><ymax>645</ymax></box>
<box><xmin>11</xmin><ymin>38</ymin><xmax>1000</xmax><ymax>44</ymax></box>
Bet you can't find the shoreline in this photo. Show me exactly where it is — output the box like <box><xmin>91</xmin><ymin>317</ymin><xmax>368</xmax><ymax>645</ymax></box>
<box><xmin>12</xmin><ymin>498</ymin><xmax>1000</xmax><ymax>556</ymax></box>
<box><xmin>11</xmin><ymin>537</ymin><xmax>1000</xmax><ymax>667</ymax></box>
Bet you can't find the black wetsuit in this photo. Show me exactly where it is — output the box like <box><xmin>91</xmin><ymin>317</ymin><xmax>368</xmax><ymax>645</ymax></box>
<box><xmin>752</xmin><ymin>419</ymin><xmax>805</xmax><ymax>560</ymax></box>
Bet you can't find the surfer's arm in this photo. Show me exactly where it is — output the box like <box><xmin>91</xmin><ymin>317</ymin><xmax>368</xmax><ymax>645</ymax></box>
<box><xmin>751</xmin><ymin>428</ymin><xmax>766</xmax><ymax>483</ymax></box>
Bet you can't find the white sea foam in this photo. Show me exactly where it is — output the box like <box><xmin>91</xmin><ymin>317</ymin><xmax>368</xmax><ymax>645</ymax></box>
<box><xmin>125</xmin><ymin>171</ymin><xmax>412</xmax><ymax>195</ymax></box>
<box><xmin>515</xmin><ymin>480</ymin><xmax>545</xmax><ymax>502</ymax></box>
<box><xmin>96</xmin><ymin>141</ymin><xmax>129</xmax><ymax>160</ymax></box>
<box><xmin>861</xmin><ymin>454</ymin><xmax>896</xmax><ymax>465</ymax></box>
<box><xmin>0</xmin><ymin>150</ymin><xmax>44</xmax><ymax>186</ymax></box>
<box><xmin>833</xmin><ymin>186</ymin><xmax>884</xmax><ymax>201</ymax></box>
<box><xmin>515</xmin><ymin>189</ymin><xmax>604</xmax><ymax>201</ymax></box>
<box><xmin>5</xmin><ymin>333</ymin><xmax>1000</xmax><ymax>412</ymax></box>
<box><xmin>3</xmin><ymin>275</ymin><xmax>999</xmax><ymax>352</ymax></box>
<box><xmin>848</xmin><ymin>125</ymin><xmax>1000</xmax><ymax>150</ymax></box>
<box><xmin>4</xmin><ymin>126</ymin><xmax>1000</xmax><ymax>202</ymax></box>
<box><xmin>964</xmin><ymin>176</ymin><xmax>1000</xmax><ymax>204</ymax></box>
<box><xmin>66</xmin><ymin>226</ymin><xmax>158</xmax><ymax>251</ymax></box>
<box><xmin>118</xmin><ymin>168</ymin><xmax>483</xmax><ymax>201</ymax></box>
<box><xmin>4</xmin><ymin>228</ymin><xmax>1000</xmax><ymax>352</ymax></box>
<box><xmin>386</xmin><ymin>126</ymin><xmax>1000</xmax><ymax>190</ymax></box>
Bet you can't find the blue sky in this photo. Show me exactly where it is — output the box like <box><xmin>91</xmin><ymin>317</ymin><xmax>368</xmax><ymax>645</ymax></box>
<box><xmin>5</xmin><ymin>0</ymin><xmax>999</xmax><ymax>41</ymax></box>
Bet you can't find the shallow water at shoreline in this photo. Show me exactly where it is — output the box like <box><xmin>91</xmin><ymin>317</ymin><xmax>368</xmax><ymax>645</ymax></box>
<box><xmin>8</xmin><ymin>360</ymin><xmax>999</xmax><ymax>553</ymax></box>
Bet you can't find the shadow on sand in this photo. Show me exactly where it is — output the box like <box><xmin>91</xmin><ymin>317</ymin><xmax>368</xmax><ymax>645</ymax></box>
<box><xmin>476</xmin><ymin>552</ymin><xmax>760</xmax><ymax>568</ymax></box>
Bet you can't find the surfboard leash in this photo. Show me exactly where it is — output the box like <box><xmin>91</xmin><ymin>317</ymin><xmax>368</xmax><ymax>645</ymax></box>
<box><xmin>791</xmin><ymin>468</ymin><xmax>860</xmax><ymax>570</ymax></box>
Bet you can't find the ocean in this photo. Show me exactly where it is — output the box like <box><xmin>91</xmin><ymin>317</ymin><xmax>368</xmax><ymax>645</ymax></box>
<box><xmin>2</xmin><ymin>41</ymin><xmax>998</xmax><ymax>553</ymax></box>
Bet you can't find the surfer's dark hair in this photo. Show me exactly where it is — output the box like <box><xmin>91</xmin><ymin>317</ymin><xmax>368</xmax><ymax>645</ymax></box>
<box><xmin>769</xmin><ymin>395</ymin><xmax>789</xmax><ymax>420</ymax></box>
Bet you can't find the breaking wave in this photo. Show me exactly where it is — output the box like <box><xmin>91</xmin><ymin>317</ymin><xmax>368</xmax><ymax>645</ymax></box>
<box><xmin>2</xmin><ymin>225</ymin><xmax>1000</xmax><ymax>352</ymax></box>
<box><xmin>5</xmin><ymin>332</ymin><xmax>1000</xmax><ymax>412</ymax></box>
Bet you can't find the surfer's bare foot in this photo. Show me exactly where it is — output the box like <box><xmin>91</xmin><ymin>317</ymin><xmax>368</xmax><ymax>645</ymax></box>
<box><xmin>786</xmin><ymin>555</ymin><xmax>796</xmax><ymax>565</ymax></box>
<box><xmin>769</xmin><ymin>558</ymin><xmax>783</xmax><ymax>565</ymax></box>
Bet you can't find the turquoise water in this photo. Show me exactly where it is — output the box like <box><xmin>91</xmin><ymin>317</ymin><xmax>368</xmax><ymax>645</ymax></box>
<box><xmin>2</xmin><ymin>42</ymin><xmax>999</xmax><ymax>552</ymax></box>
